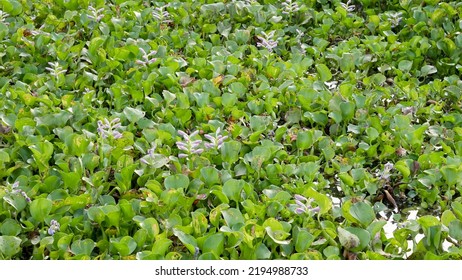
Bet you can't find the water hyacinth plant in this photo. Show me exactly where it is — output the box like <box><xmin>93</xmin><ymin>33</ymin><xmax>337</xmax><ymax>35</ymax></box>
<box><xmin>1</xmin><ymin>0</ymin><xmax>462</xmax><ymax>261</ymax></box>
<box><xmin>204</xmin><ymin>127</ymin><xmax>228</xmax><ymax>150</ymax></box>
<box><xmin>135</xmin><ymin>47</ymin><xmax>157</xmax><ymax>66</ymax></box>
<box><xmin>256</xmin><ymin>30</ymin><xmax>278</xmax><ymax>52</ymax></box>
<box><xmin>152</xmin><ymin>5</ymin><xmax>171</xmax><ymax>24</ymax></box>
<box><xmin>292</xmin><ymin>194</ymin><xmax>320</xmax><ymax>215</ymax></box>
<box><xmin>176</xmin><ymin>130</ymin><xmax>204</xmax><ymax>158</ymax></box>
<box><xmin>47</xmin><ymin>220</ymin><xmax>60</xmax><ymax>236</ymax></box>
<box><xmin>97</xmin><ymin>118</ymin><xmax>123</xmax><ymax>140</ymax></box>
<box><xmin>11</xmin><ymin>181</ymin><xmax>31</xmax><ymax>203</ymax></box>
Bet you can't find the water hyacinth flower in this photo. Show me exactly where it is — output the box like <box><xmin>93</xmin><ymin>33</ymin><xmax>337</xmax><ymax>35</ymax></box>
<box><xmin>295</xmin><ymin>29</ymin><xmax>304</xmax><ymax>40</ymax></box>
<box><xmin>282</xmin><ymin>0</ymin><xmax>299</xmax><ymax>15</ymax></box>
<box><xmin>0</xmin><ymin>10</ymin><xmax>9</xmax><ymax>24</ymax></box>
<box><xmin>293</xmin><ymin>194</ymin><xmax>320</xmax><ymax>214</ymax></box>
<box><xmin>48</xmin><ymin>220</ymin><xmax>60</xmax><ymax>236</ymax></box>
<box><xmin>176</xmin><ymin>130</ymin><xmax>204</xmax><ymax>158</ymax></box>
<box><xmin>87</xmin><ymin>6</ymin><xmax>105</xmax><ymax>22</ymax></box>
<box><xmin>45</xmin><ymin>62</ymin><xmax>67</xmax><ymax>77</ymax></box>
<box><xmin>387</xmin><ymin>12</ymin><xmax>402</xmax><ymax>28</ymax></box>
<box><xmin>256</xmin><ymin>30</ymin><xmax>278</xmax><ymax>52</ymax></box>
<box><xmin>11</xmin><ymin>181</ymin><xmax>31</xmax><ymax>203</ymax></box>
<box><xmin>97</xmin><ymin>118</ymin><xmax>123</xmax><ymax>139</ymax></box>
<box><xmin>136</xmin><ymin>47</ymin><xmax>157</xmax><ymax>66</ymax></box>
<box><xmin>325</xmin><ymin>80</ymin><xmax>339</xmax><ymax>90</ymax></box>
<box><xmin>376</xmin><ymin>162</ymin><xmax>394</xmax><ymax>181</ymax></box>
<box><xmin>340</xmin><ymin>0</ymin><xmax>355</xmax><ymax>12</ymax></box>
<box><xmin>204</xmin><ymin>127</ymin><xmax>228</xmax><ymax>150</ymax></box>
<box><xmin>152</xmin><ymin>6</ymin><xmax>172</xmax><ymax>24</ymax></box>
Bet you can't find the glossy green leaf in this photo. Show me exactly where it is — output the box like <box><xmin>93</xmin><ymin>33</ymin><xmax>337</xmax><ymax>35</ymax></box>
<box><xmin>349</xmin><ymin>201</ymin><xmax>375</xmax><ymax>226</ymax></box>
<box><xmin>164</xmin><ymin>174</ymin><xmax>189</xmax><ymax>190</ymax></box>
<box><xmin>30</xmin><ymin>198</ymin><xmax>52</xmax><ymax>223</ymax></box>
<box><xmin>0</xmin><ymin>236</ymin><xmax>22</xmax><ymax>258</ymax></box>
<box><xmin>202</xmin><ymin>233</ymin><xmax>224</xmax><ymax>256</ymax></box>
<box><xmin>316</xmin><ymin>64</ymin><xmax>332</xmax><ymax>82</ymax></box>
<box><xmin>222</xmin><ymin>179</ymin><xmax>244</xmax><ymax>203</ymax></box>
<box><xmin>222</xmin><ymin>208</ymin><xmax>245</xmax><ymax>229</ymax></box>
<box><xmin>71</xmin><ymin>239</ymin><xmax>95</xmax><ymax>256</ymax></box>
<box><xmin>172</xmin><ymin>228</ymin><xmax>197</xmax><ymax>254</ymax></box>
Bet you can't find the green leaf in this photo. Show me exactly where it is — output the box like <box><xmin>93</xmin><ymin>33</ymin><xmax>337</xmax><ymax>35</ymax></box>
<box><xmin>340</xmin><ymin>101</ymin><xmax>355</xmax><ymax>121</ymax></box>
<box><xmin>441</xmin><ymin>210</ymin><xmax>457</xmax><ymax>227</ymax></box>
<box><xmin>398</xmin><ymin>60</ymin><xmax>413</xmax><ymax>72</ymax></box>
<box><xmin>420</xmin><ymin>65</ymin><xmax>437</xmax><ymax>76</ymax></box>
<box><xmin>366</xmin><ymin>127</ymin><xmax>379</xmax><ymax>141</ymax></box>
<box><xmin>339</xmin><ymin>172</ymin><xmax>354</xmax><ymax>186</ymax></box>
<box><xmin>202</xmin><ymin>23</ymin><xmax>217</xmax><ymax>33</ymax></box>
<box><xmin>200</xmin><ymin>166</ymin><xmax>220</xmax><ymax>186</ymax></box>
<box><xmin>255</xmin><ymin>243</ymin><xmax>271</xmax><ymax>259</ymax></box>
<box><xmin>140</xmin><ymin>217</ymin><xmax>160</xmax><ymax>241</ymax></box>
<box><xmin>441</xmin><ymin>166</ymin><xmax>460</xmax><ymax>186</ymax></box>
<box><xmin>152</xmin><ymin>238</ymin><xmax>173</xmax><ymax>256</ymax></box>
<box><xmin>123</xmin><ymin>107</ymin><xmax>145</xmax><ymax>123</ymax></box>
<box><xmin>29</xmin><ymin>198</ymin><xmax>53</xmax><ymax>223</ymax></box>
<box><xmin>296</xmin><ymin>130</ymin><xmax>313</xmax><ymax>150</ymax></box>
<box><xmin>349</xmin><ymin>201</ymin><xmax>375</xmax><ymax>226</ymax></box>
<box><xmin>65</xmin><ymin>133</ymin><xmax>90</xmax><ymax>156</ymax></box>
<box><xmin>101</xmin><ymin>205</ymin><xmax>120</xmax><ymax>228</ymax></box>
<box><xmin>418</xmin><ymin>215</ymin><xmax>440</xmax><ymax>229</ymax></box>
<box><xmin>338</xmin><ymin>227</ymin><xmax>360</xmax><ymax>250</ymax></box>
<box><xmin>111</xmin><ymin>236</ymin><xmax>137</xmax><ymax>256</ymax></box>
<box><xmin>316</xmin><ymin>64</ymin><xmax>332</xmax><ymax>82</ymax></box>
<box><xmin>265</xmin><ymin>226</ymin><xmax>291</xmax><ymax>245</ymax></box>
<box><xmin>87</xmin><ymin>206</ymin><xmax>105</xmax><ymax>224</ymax></box>
<box><xmin>164</xmin><ymin>174</ymin><xmax>189</xmax><ymax>190</ymax></box>
<box><xmin>448</xmin><ymin>220</ymin><xmax>462</xmax><ymax>241</ymax></box>
<box><xmin>71</xmin><ymin>239</ymin><xmax>95</xmax><ymax>256</ymax></box>
<box><xmin>222</xmin><ymin>179</ymin><xmax>244</xmax><ymax>203</ymax></box>
<box><xmin>172</xmin><ymin>228</ymin><xmax>197</xmax><ymax>254</ymax></box>
<box><xmin>452</xmin><ymin>202</ymin><xmax>462</xmax><ymax>220</ymax></box>
<box><xmin>0</xmin><ymin>219</ymin><xmax>22</xmax><ymax>236</ymax></box>
<box><xmin>0</xmin><ymin>236</ymin><xmax>22</xmax><ymax>258</ymax></box>
<box><xmin>295</xmin><ymin>228</ymin><xmax>314</xmax><ymax>252</ymax></box>
<box><xmin>202</xmin><ymin>233</ymin><xmax>224</xmax><ymax>256</ymax></box>
<box><xmin>395</xmin><ymin>160</ymin><xmax>410</xmax><ymax>178</ymax></box>
<box><xmin>221</xmin><ymin>140</ymin><xmax>241</xmax><ymax>165</ymax></box>
<box><xmin>222</xmin><ymin>208</ymin><xmax>245</xmax><ymax>229</ymax></box>
<box><xmin>0</xmin><ymin>0</ymin><xmax>23</xmax><ymax>16</ymax></box>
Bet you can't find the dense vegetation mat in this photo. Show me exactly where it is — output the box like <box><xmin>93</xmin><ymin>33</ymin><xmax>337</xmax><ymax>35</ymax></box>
<box><xmin>1</xmin><ymin>0</ymin><xmax>462</xmax><ymax>259</ymax></box>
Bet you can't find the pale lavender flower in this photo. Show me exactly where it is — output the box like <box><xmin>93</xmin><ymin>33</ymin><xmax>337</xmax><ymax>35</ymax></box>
<box><xmin>204</xmin><ymin>127</ymin><xmax>228</xmax><ymax>150</ymax></box>
<box><xmin>294</xmin><ymin>194</ymin><xmax>307</xmax><ymax>202</ymax></box>
<box><xmin>11</xmin><ymin>181</ymin><xmax>31</xmax><ymax>203</ymax></box>
<box><xmin>282</xmin><ymin>0</ymin><xmax>299</xmax><ymax>15</ymax></box>
<box><xmin>176</xmin><ymin>130</ymin><xmax>203</xmax><ymax>158</ymax></box>
<box><xmin>45</xmin><ymin>62</ymin><xmax>67</xmax><ymax>77</ymax></box>
<box><xmin>387</xmin><ymin>12</ymin><xmax>402</xmax><ymax>28</ymax></box>
<box><xmin>376</xmin><ymin>162</ymin><xmax>394</xmax><ymax>181</ymax></box>
<box><xmin>48</xmin><ymin>220</ymin><xmax>60</xmax><ymax>236</ymax></box>
<box><xmin>292</xmin><ymin>194</ymin><xmax>319</xmax><ymax>215</ymax></box>
<box><xmin>87</xmin><ymin>6</ymin><xmax>105</xmax><ymax>22</ymax></box>
<box><xmin>152</xmin><ymin>6</ymin><xmax>172</xmax><ymax>24</ymax></box>
<box><xmin>256</xmin><ymin>31</ymin><xmax>278</xmax><ymax>52</ymax></box>
<box><xmin>0</xmin><ymin>10</ymin><xmax>9</xmax><ymax>24</ymax></box>
<box><xmin>340</xmin><ymin>0</ymin><xmax>355</xmax><ymax>12</ymax></box>
<box><xmin>136</xmin><ymin>47</ymin><xmax>157</xmax><ymax>66</ymax></box>
<box><xmin>97</xmin><ymin>118</ymin><xmax>123</xmax><ymax>139</ymax></box>
<box><xmin>295</xmin><ymin>29</ymin><xmax>304</xmax><ymax>40</ymax></box>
